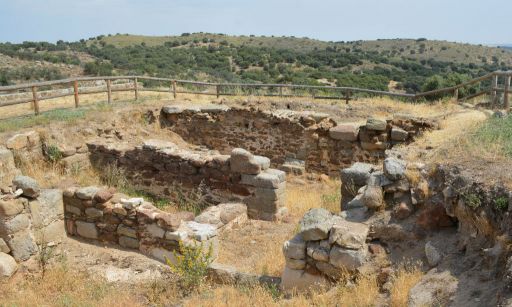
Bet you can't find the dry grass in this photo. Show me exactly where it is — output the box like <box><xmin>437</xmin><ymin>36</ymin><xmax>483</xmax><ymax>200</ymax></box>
<box><xmin>0</xmin><ymin>265</ymin><xmax>143</xmax><ymax>307</ymax></box>
<box><xmin>285</xmin><ymin>178</ymin><xmax>341</xmax><ymax>218</ymax></box>
<box><xmin>389</xmin><ymin>264</ymin><xmax>424</xmax><ymax>307</ymax></box>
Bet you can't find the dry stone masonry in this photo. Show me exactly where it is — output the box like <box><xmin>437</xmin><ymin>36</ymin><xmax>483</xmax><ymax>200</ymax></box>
<box><xmin>160</xmin><ymin>104</ymin><xmax>438</xmax><ymax>175</ymax></box>
<box><xmin>87</xmin><ymin>139</ymin><xmax>287</xmax><ymax>221</ymax></box>
<box><xmin>64</xmin><ymin>186</ymin><xmax>248</xmax><ymax>264</ymax></box>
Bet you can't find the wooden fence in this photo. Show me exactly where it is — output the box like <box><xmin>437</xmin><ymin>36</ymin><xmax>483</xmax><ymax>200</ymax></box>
<box><xmin>0</xmin><ymin>71</ymin><xmax>511</xmax><ymax>116</ymax></box>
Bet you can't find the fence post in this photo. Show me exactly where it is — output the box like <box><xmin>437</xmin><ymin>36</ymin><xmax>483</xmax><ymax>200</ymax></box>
<box><xmin>31</xmin><ymin>86</ymin><xmax>39</xmax><ymax>115</ymax></box>
<box><xmin>134</xmin><ymin>77</ymin><xmax>139</xmax><ymax>101</ymax></box>
<box><xmin>73</xmin><ymin>80</ymin><xmax>79</xmax><ymax>108</ymax></box>
<box><xmin>504</xmin><ymin>75</ymin><xmax>511</xmax><ymax>111</ymax></box>
<box><xmin>491</xmin><ymin>74</ymin><xmax>498</xmax><ymax>108</ymax></box>
<box><xmin>106</xmin><ymin>79</ymin><xmax>112</xmax><ymax>103</ymax></box>
<box><xmin>453</xmin><ymin>88</ymin><xmax>459</xmax><ymax>102</ymax></box>
<box><xmin>172</xmin><ymin>80</ymin><xmax>177</xmax><ymax>99</ymax></box>
<box><xmin>216</xmin><ymin>84</ymin><xmax>220</xmax><ymax>98</ymax></box>
<box><xmin>344</xmin><ymin>90</ymin><xmax>351</xmax><ymax>104</ymax></box>
<box><xmin>279</xmin><ymin>86</ymin><xmax>283</xmax><ymax>97</ymax></box>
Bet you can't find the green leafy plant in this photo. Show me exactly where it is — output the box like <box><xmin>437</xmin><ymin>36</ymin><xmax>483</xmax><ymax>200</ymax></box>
<box><xmin>45</xmin><ymin>144</ymin><xmax>63</xmax><ymax>163</ymax></box>
<box><xmin>166</xmin><ymin>241</ymin><xmax>214</xmax><ymax>292</ymax></box>
<box><xmin>463</xmin><ymin>192</ymin><xmax>481</xmax><ymax>209</ymax></box>
<box><xmin>494</xmin><ymin>196</ymin><xmax>509</xmax><ymax>211</ymax></box>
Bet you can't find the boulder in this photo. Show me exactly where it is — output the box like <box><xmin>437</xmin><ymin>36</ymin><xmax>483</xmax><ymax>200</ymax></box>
<box><xmin>230</xmin><ymin>148</ymin><xmax>261</xmax><ymax>175</ymax></box>
<box><xmin>85</xmin><ymin>208</ymin><xmax>103</xmax><ymax>219</ymax></box>
<box><xmin>75</xmin><ymin>186</ymin><xmax>99</xmax><ymax>200</ymax></box>
<box><xmin>283</xmin><ymin>234</ymin><xmax>306</xmax><ymax>260</ymax></box>
<box><xmin>383</xmin><ymin>157</ymin><xmax>406</xmax><ymax>181</ymax></box>
<box><xmin>361</xmin><ymin>185</ymin><xmax>384</xmax><ymax>209</ymax></box>
<box><xmin>218</xmin><ymin>203</ymin><xmax>247</xmax><ymax>225</ymax></box>
<box><xmin>408</xmin><ymin>269</ymin><xmax>458</xmax><ymax>307</ymax></box>
<box><xmin>0</xmin><ymin>252</ymin><xmax>17</xmax><ymax>278</ymax></box>
<box><xmin>366</xmin><ymin>118</ymin><xmax>387</xmax><ymax>131</ymax></box>
<box><xmin>76</xmin><ymin>221</ymin><xmax>98</xmax><ymax>239</ymax></box>
<box><xmin>195</xmin><ymin>206</ymin><xmax>223</xmax><ymax>227</ymax></box>
<box><xmin>12</xmin><ymin>175</ymin><xmax>40</xmax><ymax>198</ymax></box>
<box><xmin>329</xmin><ymin>124</ymin><xmax>359</xmax><ymax>141</ymax></box>
<box><xmin>329</xmin><ymin>246</ymin><xmax>367</xmax><ymax>271</ymax></box>
<box><xmin>0</xmin><ymin>198</ymin><xmax>26</xmax><ymax>216</ymax></box>
<box><xmin>329</xmin><ymin>218</ymin><xmax>369</xmax><ymax>249</ymax></box>
<box><xmin>0</xmin><ymin>238</ymin><xmax>10</xmax><ymax>253</ymax></box>
<box><xmin>146</xmin><ymin>223</ymin><xmax>165</xmax><ymax>238</ymax></box>
<box><xmin>7</xmin><ymin>230</ymin><xmax>38</xmax><ymax>261</ymax></box>
<box><xmin>0</xmin><ymin>213</ymin><xmax>30</xmax><ymax>235</ymax></box>
<box><xmin>425</xmin><ymin>242</ymin><xmax>442</xmax><ymax>267</ymax></box>
<box><xmin>391</xmin><ymin>127</ymin><xmax>409</xmax><ymax>141</ymax></box>
<box><xmin>29</xmin><ymin>189</ymin><xmax>63</xmax><ymax>228</ymax></box>
<box><xmin>340</xmin><ymin>163</ymin><xmax>375</xmax><ymax>187</ymax></box>
<box><xmin>280</xmin><ymin>267</ymin><xmax>330</xmax><ymax>293</ymax></box>
<box><xmin>298</xmin><ymin>208</ymin><xmax>333</xmax><ymax>241</ymax></box>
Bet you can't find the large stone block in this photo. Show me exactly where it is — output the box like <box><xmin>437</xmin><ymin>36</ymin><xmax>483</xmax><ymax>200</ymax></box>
<box><xmin>75</xmin><ymin>187</ymin><xmax>100</xmax><ymax>200</ymax></box>
<box><xmin>12</xmin><ymin>175</ymin><xmax>40</xmax><ymax>198</ymax></box>
<box><xmin>230</xmin><ymin>148</ymin><xmax>261</xmax><ymax>175</ymax></box>
<box><xmin>365</xmin><ymin>118</ymin><xmax>387</xmax><ymax>131</ymax></box>
<box><xmin>383</xmin><ymin>157</ymin><xmax>407</xmax><ymax>180</ymax></box>
<box><xmin>280</xmin><ymin>267</ymin><xmax>330</xmax><ymax>293</ymax></box>
<box><xmin>329</xmin><ymin>124</ymin><xmax>360</xmax><ymax>141</ymax></box>
<box><xmin>7</xmin><ymin>230</ymin><xmax>38</xmax><ymax>261</ymax></box>
<box><xmin>298</xmin><ymin>208</ymin><xmax>333</xmax><ymax>241</ymax></box>
<box><xmin>283</xmin><ymin>234</ymin><xmax>306</xmax><ymax>260</ymax></box>
<box><xmin>0</xmin><ymin>198</ymin><xmax>26</xmax><ymax>216</ymax></box>
<box><xmin>329</xmin><ymin>246</ymin><xmax>367</xmax><ymax>271</ymax></box>
<box><xmin>34</xmin><ymin>220</ymin><xmax>65</xmax><ymax>244</ymax></box>
<box><xmin>76</xmin><ymin>221</ymin><xmax>98</xmax><ymax>239</ymax></box>
<box><xmin>0</xmin><ymin>147</ymin><xmax>19</xmax><ymax>188</ymax></box>
<box><xmin>329</xmin><ymin>218</ymin><xmax>369</xmax><ymax>249</ymax></box>
<box><xmin>117</xmin><ymin>224</ymin><xmax>137</xmax><ymax>238</ymax></box>
<box><xmin>340</xmin><ymin>163</ymin><xmax>375</xmax><ymax>187</ymax></box>
<box><xmin>241</xmin><ymin>169</ymin><xmax>286</xmax><ymax>188</ymax></box>
<box><xmin>29</xmin><ymin>189</ymin><xmax>63</xmax><ymax>228</ymax></box>
<box><xmin>0</xmin><ymin>214</ymin><xmax>30</xmax><ymax>235</ymax></box>
<box><xmin>119</xmin><ymin>236</ymin><xmax>140</xmax><ymax>249</ymax></box>
<box><xmin>0</xmin><ymin>252</ymin><xmax>17</xmax><ymax>278</ymax></box>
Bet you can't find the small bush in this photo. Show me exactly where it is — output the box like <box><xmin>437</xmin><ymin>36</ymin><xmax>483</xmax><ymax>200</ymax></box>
<box><xmin>495</xmin><ymin>196</ymin><xmax>509</xmax><ymax>211</ymax></box>
<box><xmin>166</xmin><ymin>241</ymin><xmax>214</xmax><ymax>292</ymax></box>
<box><xmin>463</xmin><ymin>192</ymin><xmax>481</xmax><ymax>209</ymax></box>
<box><xmin>44</xmin><ymin>144</ymin><xmax>63</xmax><ymax>163</ymax></box>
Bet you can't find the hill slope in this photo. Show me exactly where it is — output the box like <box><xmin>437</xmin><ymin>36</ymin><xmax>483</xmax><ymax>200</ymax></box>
<box><xmin>1</xmin><ymin>33</ymin><xmax>511</xmax><ymax>95</ymax></box>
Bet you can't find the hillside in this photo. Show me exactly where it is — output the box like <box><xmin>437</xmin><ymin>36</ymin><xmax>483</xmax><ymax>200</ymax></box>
<box><xmin>1</xmin><ymin>33</ymin><xmax>512</xmax><ymax>95</ymax></box>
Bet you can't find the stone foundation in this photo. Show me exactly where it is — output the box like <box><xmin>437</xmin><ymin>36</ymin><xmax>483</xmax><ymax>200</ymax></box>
<box><xmin>87</xmin><ymin>139</ymin><xmax>287</xmax><ymax>221</ymax></box>
<box><xmin>160</xmin><ymin>105</ymin><xmax>438</xmax><ymax>175</ymax></box>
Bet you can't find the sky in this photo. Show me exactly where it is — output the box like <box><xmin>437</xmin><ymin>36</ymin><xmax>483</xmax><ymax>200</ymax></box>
<box><xmin>0</xmin><ymin>0</ymin><xmax>510</xmax><ymax>45</ymax></box>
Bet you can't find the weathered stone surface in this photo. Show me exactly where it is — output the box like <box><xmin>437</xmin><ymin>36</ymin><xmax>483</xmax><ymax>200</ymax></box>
<box><xmin>383</xmin><ymin>157</ymin><xmax>406</xmax><ymax>180</ymax></box>
<box><xmin>94</xmin><ymin>189</ymin><xmax>113</xmax><ymax>203</ymax></box>
<box><xmin>0</xmin><ymin>252</ymin><xmax>17</xmax><ymax>278</ymax></box>
<box><xmin>391</xmin><ymin>127</ymin><xmax>408</xmax><ymax>141</ymax></box>
<box><xmin>0</xmin><ymin>147</ymin><xmax>18</xmax><ymax>187</ymax></box>
<box><xmin>230</xmin><ymin>148</ymin><xmax>261</xmax><ymax>175</ymax></box>
<box><xmin>361</xmin><ymin>185</ymin><xmax>384</xmax><ymax>209</ymax></box>
<box><xmin>283</xmin><ymin>234</ymin><xmax>306</xmax><ymax>260</ymax></box>
<box><xmin>408</xmin><ymin>269</ymin><xmax>458</xmax><ymax>307</ymax></box>
<box><xmin>299</xmin><ymin>208</ymin><xmax>333</xmax><ymax>241</ymax></box>
<box><xmin>150</xmin><ymin>247</ymin><xmax>177</xmax><ymax>264</ymax></box>
<box><xmin>329</xmin><ymin>246</ymin><xmax>367</xmax><ymax>270</ymax></box>
<box><xmin>66</xmin><ymin>205</ymin><xmax>82</xmax><ymax>216</ymax></box>
<box><xmin>7</xmin><ymin>230</ymin><xmax>37</xmax><ymax>261</ymax></box>
<box><xmin>425</xmin><ymin>242</ymin><xmax>442</xmax><ymax>267</ymax></box>
<box><xmin>117</xmin><ymin>224</ymin><xmax>137</xmax><ymax>238</ymax></box>
<box><xmin>85</xmin><ymin>208</ymin><xmax>103</xmax><ymax>219</ymax></box>
<box><xmin>113</xmin><ymin>203</ymin><xmax>127</xmax><ymax>216</ymax></box>
<box><xmin>76</xmin><ymin>221</ymin><xmax>98</xmax><ymax>239</ymax></box>
<box><xmin>316</xmin><ymin>261</ymin><xmax>343</xmax><ymax>279</ymax></box>
<box><xmin>340</xmin><ymin>162</ymin><xmax>375</xmax><ymax>187</ymax></box>
<box><xmin>306</xmin><ymin>243</ymin><xmax>330</xmax><ymax>262</ymax></box>
<box><xmin>156</xmin><ymin>212</ymin><xmax>181</xmax><ymax>231</ymax></box>
<box><xmin>0</xmin><ymin>213</ymin><xmax>30</xmax><ymax>235</ymax></box>
<box><xmin>241</xmin><ymin>169</ymin><xmax>285</xmax><ymax>188</ymax></box>
<box><xmin>162</xmin><ymin>105</ymin><xmax>184</xmax><ymax>114</ymax></box>
<box><xmin>60</xmin><ymin>153</ymin><xmax>91</xmax><ymax>172</ymax></box>
<box><xmin>329</xmin><ymin>124</ymin><xmax>359</xmax><ymax>141</ymax></box>
<box><xmin>0</xmin><ymin>198</ymin><xmax>25</xmax><ymax>216</ymax></box>
<box><xmin>6</xmin><ymin>134</ymin><xmax>29</xmax><ymax>150</ymax></box>
<box><xmin>184</xmin><ymin>221</ymin><xmax>217</xmax><ymax>241</ymax></box>
<box><xmin>285</xmin><ymin>258</ymin><xmax>306</xmax><ymax>270</ymax></box>
<box><xmin>143</xmin><ymin>139</ymin><xmax>176</xmax><ymax>150</ymax></box>
<box><xmin>121</xmin><ymin>197</ymin><xmax>144</xmax><ymax>210</ymax></box>
<box><xmin>366</xmin><ymin>118</ymin><xmax>387</xmax><ymax>131</ymax></box>
<box><xmin>218</xmin><ymin>203</ymin><xmax>247</xmax><ymax>225</ymax></box>
<box><xmin>146</xmin><ymin>223</ymin><xmax>165</xmax><ymax>238</ymax></box>
<box><xmin>280</xmin><ymin>267</ymin><xmax>330</xmax><ymax>293</ymax></box>
<box><xmin>30</xmin><ymin>189</ymin><xmax>63</xmax><ymax>228</ymax></box>
<box><xmin>12</xmin><ymin>175</ymin><xmax>40</xmax><ymax>198</ymax></box>
<box><xmin>119</xmin><ymin>236</ymin><xmax>140</xmax><ymax>249</ymax></box>
<box><xmin>195</xmin><ymin>206</ymin><xmax>222</xmax><ymax>227</ymax></box>
<box><xmin>34</xmin><ymin>219</ymin><xmax>65</xmax><ymax>244</ymax></box>
<box><xmin>75</xmin><ymin>187</ymin><xmax>99</xmax><ymax>200</ymax></box>
<box><xmin>329</xmin><ymin>219</ymin><xmax>369</xmax><ymax>249</ymax></box>
<box><xmin>0</xmin><ymin>238</ymin><xmax>10</xmax><ymax>253</ymax></box>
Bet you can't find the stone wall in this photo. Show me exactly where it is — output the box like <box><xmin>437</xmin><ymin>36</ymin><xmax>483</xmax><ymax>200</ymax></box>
<box><xmin>63</xmin><ymin>186</ymin><xmax>248</xmax><ymax>263</ymax></box>
<box><xmin>160</xmin><ymin>105</ymin><xmax>438</xmax><ymax>175</ymax></box>
<box><xmin>0</xmin><ymin>175</ymin><xmax>65</xmax><ymax>264</ymax></box>
<box><xmin>87</xmin><ymin>139</ymin><xmax>287</xmax><ymax>221</ymax></box>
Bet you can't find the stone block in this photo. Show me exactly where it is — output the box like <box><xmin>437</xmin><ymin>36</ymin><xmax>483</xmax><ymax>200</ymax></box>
<box><xmin>76</xmin><ymin>187</ymin><xmax>100</xmax><ymax>200</ymax></box>
<box><xmin>150</xmin><ymin>247</ymin><xmax>177</xmax><ymax>264</ymax></box>
<box><xmin>117</xmin><ymin>224</ymin><xmax>137</xmax><ymax>238</ymax></box>
<box><xmin>7</xmin><ymin>230</ymin><xmax>37</xmax><ymax>261</ymax></box>
<box><xmin>146</xmin><ymin>223</ymin><xmax>165</xmax><ymax>238</ymax></box>
<box><xmin>30</xmin><ymin>189</ymin><xmax>63</xmax><ymax>228</ymax></box>
<box><xmin>76</xmin><ymin>221</ymin><xmax>98</xmax><ymax>239</ymax></box>
<box><xmin>0</xmin><ymin>198</ymin><xmax>25</xmax><ymax>216</ymax></box>
<box><xmin>6</xmin><ymin>134</ymin><xmax>28</xmax><ymax>150</ymax></box>
<box><xmin>0</xmin><ymin>238</ymin><xmax>10</xmax><ymax>253</ymax></box>
<box><xmin>329</xmin><ymin>218</ymin><xmax>369</xmax><ymax>249</ymax></box>
<box><xmin>0</xmin><ymin>214</ymin><xmax>30</xmax><ymax>235</ymax></box>
<box><xmin>119</xmin><ymin>236</ymin><xmax>140</xmax><ymax>249</ymax></box>
<box><xmin>391</xmin><ymin>127</ymin><xmax>408</xmax><ymax>141</ymax></box>
<box><xmin>12</xmin><ymin>175</ymin><xmax>40</xmax><ymax>198</ymax></box>
<box><xmin>365</xmin><ymin>118</ymin><xmax>387</xmax><ymax>131</ymax></box>
<box><xmin>85</xmin><ymin>208</ymin><xmax>103</xmax><ymax>219</ymax></box>
<box><xmin>280</xmin><ymin>267</ymin><xmax>330</xmax><ymax>293</ymax></box>
<box><xmin>383</xmin><ymin>157</ymin><xmax>406</xmax><ymax>180</ymax></box>
<box><xmin>184</xmin><ymin>221</ymin><xmax>217</xmax><ymax>241</ymax></box>
<box><xmin>65</xmin><ymin>205</ymin><xmax>82</xmax><ymax>216</ymax></box>
<box><xmin>241</xmin><ymin>169</ymin><xmax>286</xmax><ymax>188</ymax></box>
<box><xmin>0</xmin><ymin>147</ymin><xmax>18</xmax><ymax>188</ymax></box>
<box><xmin>230</xmin><ymin>148</ymin><xmax>261</xmax><ymax>175</ymax></box>
<box><xmin>34</xmin><ymin>220</ymin><xmax>65</xmax><ymax>244</ymax></box>
<box><xmin>329</xmin><ymin>124</ymin><xmax>359</xmax><ymax>141</ymax></box>
<box><xmin>283</xmin><ymin>234</ymin><xmax>306</xmax><ymax>260</ymax></box>
<box><xmin>329</xmin><ymin>246</ymin><xmax>367</xmax><ymax>271</ymax></box>
<box><xmin>299</xmin><ymin>208</ymin><xmax>333</xmax><ymax>241</ymax></box>
<box><xmin>0</xmin><ymin>252</ymin><xmax>17</xmax><ymax>278</ymax></box>
<box><xmin>285</xmin><ymin>258</ymin><xmax>306</xmax><ymax>270</ymax></box>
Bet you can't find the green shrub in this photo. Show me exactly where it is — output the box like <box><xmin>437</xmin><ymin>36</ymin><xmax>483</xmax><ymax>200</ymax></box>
<box><xmin>494</xmin><ymin>196</ymin><xmax>509</xmax><ymax>211</ymax></box>
<box><xmin>166</xmin><ymin>241</ymin><xmax>214</xmax><ymax>291</ymax></box>
<box><xmin>44</xmin><ymin>145</ymin><xmax>63</xmax><ymax>163</ymax></box>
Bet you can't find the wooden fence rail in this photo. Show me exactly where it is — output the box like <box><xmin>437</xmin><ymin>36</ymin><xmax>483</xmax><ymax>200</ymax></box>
<box><xmin>0</xmin><ymin>71</ymin><xmax>511</xmax><ymax>116</ymax></box>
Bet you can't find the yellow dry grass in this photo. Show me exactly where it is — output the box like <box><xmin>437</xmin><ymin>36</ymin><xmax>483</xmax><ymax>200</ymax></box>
<box><xmin>389</xmin><ymin>264</ymin><xmax>424</xmax><ymax>307</ymax></box>
<box><xmin>285</xmin><ymin>178</ymin><xmax>341</xmax><ymax>218</ymax></box>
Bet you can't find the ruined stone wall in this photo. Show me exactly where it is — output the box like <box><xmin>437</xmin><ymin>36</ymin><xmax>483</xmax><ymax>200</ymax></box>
<box><xmin>63</xmin><ymin>186</ymin><xmax>248</xmax><ymax>263</ymax></box>
<box><xmin>160</xmin><ymin>105</ymin><xmax>437</xmax><ymax>175</ymax></box>
<box><xmin>87</xmin><ymin>139</ymin><xmax>287</xmax><ymax>221</ymax></box>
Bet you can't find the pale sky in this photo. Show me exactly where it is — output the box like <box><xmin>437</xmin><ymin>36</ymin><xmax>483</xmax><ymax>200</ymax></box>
<box><xmin>0</xmin><ymin>0</ymin><xmax>510</xmax><ymax>45</ymax></box>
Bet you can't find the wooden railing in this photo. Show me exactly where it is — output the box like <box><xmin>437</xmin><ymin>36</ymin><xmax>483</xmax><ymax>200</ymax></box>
<box><xmin>0</xmin><ymin>71</ymin><xmax>511</xmax><ymax>116</ymax></box>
